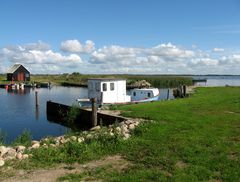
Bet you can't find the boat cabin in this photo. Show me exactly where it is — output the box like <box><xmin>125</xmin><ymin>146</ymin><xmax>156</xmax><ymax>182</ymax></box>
<box><xmin>88</xmin><ymin>78</ymin><xmax>131</xmax><ymax>104</ymax></box>
<box><xmin>131</xmin><ymin>88</ymin><xmax>160</xmax><ymax>102</ymax></box>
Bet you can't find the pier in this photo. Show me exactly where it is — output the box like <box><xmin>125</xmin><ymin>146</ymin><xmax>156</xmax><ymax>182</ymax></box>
<box><xmin>46</xmin><ymin>101</ymin><xmax>126</xmax><ymax>130</ymax></box>
<box><xmin>0</xmin><ymin>82</ymin><xmax>51</xmax><ymax>89</ymax></box>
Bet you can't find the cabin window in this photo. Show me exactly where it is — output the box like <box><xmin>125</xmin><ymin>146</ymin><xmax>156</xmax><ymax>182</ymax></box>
<box><xmin>25</xmin><ymin>74</ymin><xmax>30</xmax><ymax>78</ymax></box>
<box><xmin>95</xmin><ymin>83</ymin><xmax>100</xmax><ymax>91</ymax></box>
<box><xmin>110</xmin><ymin>83</ymin><xmax>114</xmax><ymax>91</ymax></box>
<box><xmin>133</xmin><ymin>92</ymin><xmax>136</xmax><ymax>96</ymax></box>
<box><xmin>147</xmin><ymin>92</ymin><xmax>151</xmax><ymax>98</ymax></box>
<box><xmin>103</xmin><ymin>83</ymin><xmax>107</xmax><ymax>91</ymax></box>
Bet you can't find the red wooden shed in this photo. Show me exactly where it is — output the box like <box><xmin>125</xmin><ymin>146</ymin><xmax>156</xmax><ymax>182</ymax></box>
<box><xmin>6</xmin><ymin>64</ymin><xmax>30</xmax><ymax>81</ymax></box>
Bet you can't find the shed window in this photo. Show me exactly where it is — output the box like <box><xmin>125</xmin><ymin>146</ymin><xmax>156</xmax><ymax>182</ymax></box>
<box><xmin>147</xmin><ymin>92</ymin><xmax>151</xmax><ymax>98</ymax></box>
<box><xmin>103</xmin><ymin>83</ymin><xmax>107</xmax><ymax>91</ymax></box>
<box><xmin>110</xmin><ymin>83</ymin><xmax>114</xmax><ymax>91</ymax></box>
<box><xmin>133</xmin><ymin>92</ymin><xmax>136</xmax><ymax>96</ymax></box>
<box><xmin>25</xmin><ymin>73</ymin><xmax>30</xmax><ymax>77</ymax></box>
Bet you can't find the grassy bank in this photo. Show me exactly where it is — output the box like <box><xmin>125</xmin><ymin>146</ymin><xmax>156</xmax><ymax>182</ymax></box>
<box><xmin>1</xmin><ymin>87</ymin><xmax>239</xmax><ymax>181</ymax></box>
<box><xmin>114</xmin><ymin>87</ymin><xmax>240</xmax><ymax>181</ymax></box>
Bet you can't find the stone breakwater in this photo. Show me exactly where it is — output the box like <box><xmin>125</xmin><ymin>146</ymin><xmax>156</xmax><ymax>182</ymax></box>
<box><xmin>0</xmin><ymin>118</ymin><xmax>144</xmax><ymax>167</ymax></box>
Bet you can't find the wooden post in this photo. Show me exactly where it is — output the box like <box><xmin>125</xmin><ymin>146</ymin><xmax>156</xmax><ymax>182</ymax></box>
<box><xmin>183</xmin><ymin>85</ymin><xmax>186</xmax><ymax>97</ymax></box>
<box><xmin>180</xmin><ymin>85</ymin><xmax>183</xmax><ymax>98</ymax></box>
<box><xmin>35</xmin><ymin>91</ymin><xmax>39</xmax><ymax>107</ymax></box>
<box><xmin>100</xmin><ymin>92</ymin><xmax>103</xmax><ymax>107</ymax></box>
<box><xmin>167</xmin><ymin>88</ymin><xmax>170</xmax><ymax>100</ymax></box>
<box><xmin>91</xmin><ymin>98</ymin><xmax>97</xmax><ymax>127</ymax></box>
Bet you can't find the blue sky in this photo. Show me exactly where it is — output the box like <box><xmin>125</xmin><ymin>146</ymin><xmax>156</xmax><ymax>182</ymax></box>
<box><xmin>0</xmin><ymin>0</ymin><xmax>240</xmax><ymax>74</ymax></box>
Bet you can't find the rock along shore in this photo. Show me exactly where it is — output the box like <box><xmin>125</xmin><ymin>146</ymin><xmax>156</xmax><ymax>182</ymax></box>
<box><xmin>0</xmin><ymin>118</ymin><xmax>144</xmax><ymax>167</ymax></box>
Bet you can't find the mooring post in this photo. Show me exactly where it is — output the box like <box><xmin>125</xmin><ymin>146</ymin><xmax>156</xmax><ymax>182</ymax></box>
<box><xmin>180</xmin><ymin>85</ymin><xmax>183</xmax><ymax>98</ymax></box>
<box><xmin>35</xmin><ymin>91</ymin><xmax>39</xmax><ymax>107</ymax></box>
<box><xmin>167</xmin><ymin>88</ymin><xmax>170</xmax><ymax>100</ymax></box>
<box><xmin>91</xmin><ymin>98</ymin><xmax>97</xmax><ymax>127</ymax></box>
<box><xmin>100</xmin><ymin>92</ymin><xmax>103</xmax><ymax>107</ymax></box>
<box><xmin>183</xmin><ymin>85</ymin><xmax>186</xmax><ymax>97</ymax></box>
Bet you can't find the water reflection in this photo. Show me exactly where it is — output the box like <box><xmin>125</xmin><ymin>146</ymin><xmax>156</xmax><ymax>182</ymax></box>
<box><xmin>0</xmin><ymin>86</ymin><xmax>88</xmax><ymax>143</ymax></box>
<box><xmin>7</xmin><ymin>88</ymin><xmax>31</xmax><ymax>94</ymax></box>
<box><xmin>35</xmin><ymin>105</ymin><xmax>39</xmax><ymax>120</ymax></box>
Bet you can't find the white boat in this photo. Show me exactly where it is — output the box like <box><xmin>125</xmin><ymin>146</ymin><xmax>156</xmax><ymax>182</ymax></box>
<box><xmin>11</xmin><ymin>83</ymin><xmax>19</xmax><ymax>90</ymax></box>
<box><xmin>88</xmin><ymin>78</ymin><xmax>131</xmax><ymax>105</ymax></box>
<box><xmin>76</xmin><ymin>98</ymin><xmax>92</xmax><ymax>108</ymax></box>
<box><xmin>19</xmin><ymin>83</ymin><xmax>25</xmax><ymax>89</ymax></box>
<box><xmin>77</xmin><ymin>79</ymin><xmax>160</xmax><ymax>107</ymax></box>
<box><xmin>130</xmin><ymin>88</ymin><xmax>160</xmax><ymax>103</ymax></box>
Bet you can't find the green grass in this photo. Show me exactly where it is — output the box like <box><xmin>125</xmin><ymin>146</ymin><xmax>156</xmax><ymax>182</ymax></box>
<box><xmin>0</xmin><ymin>129</ymin><xmax>6</xmax><ymax>145</ymax></box>
<box><xmin>113</xmin><ymin>87</ymin><xmax>240</xmax><ymax>181</ymax></box>
<box><xmin>1</xmin><ymin>87</ymin><xmax>240</xmax><ymax>181</ymax></box>
<box><xmin>58</xmin><ymin>87</ymin><xmax>239</xmax><ymax>181</ymax></box>
<box><xmin>11</xmin><ymin>129</ymin><xmax>32</xmax><ymax>147</ymax></box>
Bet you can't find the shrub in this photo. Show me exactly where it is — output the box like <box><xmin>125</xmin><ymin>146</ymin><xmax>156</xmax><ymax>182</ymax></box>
<box><xmin>11</xmin><ymin>129</ymin><xmax>32</xmax><ymax>147</ymax></box>
<box><xmin>67</xmin><ymin>105</ymin><xmax>80</xmax><ymax>123</ymax></box>
<box><xmin>0</xmin><ymin>129</ymin><xmax>6</xmax><ymax>145</ymax></box>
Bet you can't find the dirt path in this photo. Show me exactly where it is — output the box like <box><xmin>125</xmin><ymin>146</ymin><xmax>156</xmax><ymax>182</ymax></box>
<box><xmin>3</xmin><ymin>155</ymin><xmax>129</xmax><ymax>182</ymax></box>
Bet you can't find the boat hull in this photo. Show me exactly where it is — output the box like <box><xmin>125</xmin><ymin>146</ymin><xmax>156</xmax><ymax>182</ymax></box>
<box><xmin>131</xmin><ymin>94</ymin><xmax>159</xmax><ymax>103</ymax></box>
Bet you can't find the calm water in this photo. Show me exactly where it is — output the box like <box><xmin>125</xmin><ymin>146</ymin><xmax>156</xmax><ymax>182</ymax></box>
<box><xmin>0</xmin><ymin>86</ymin><xmax>88</xmax><ymax>143</ymax></box>
<box><xmin>0</xmin><ymin>76</ymin><xmax>239</xmax><ymax>143</ymax></box>
<box><xmin>193</xmin><ymin>75</ymin><xmax>240</xmax><ymax>86</ymax></box>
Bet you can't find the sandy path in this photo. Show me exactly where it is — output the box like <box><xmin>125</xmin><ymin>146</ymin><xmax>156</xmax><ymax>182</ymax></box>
<box><xmin>3</xmin><ymin>155</ymin><xmax>129</xmax><ymax>182</ymax></box>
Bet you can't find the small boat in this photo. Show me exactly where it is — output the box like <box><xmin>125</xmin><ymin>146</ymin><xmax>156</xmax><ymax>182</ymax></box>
<box><xmin>19</xmin><ymin>83</ymin><xmax>25</xmax><ymax>89</ymax></box>
<box><xmin>76</xmin><ymin>98</ymin><xmax>92</xmax><ymax>108</ymax></box>
<box><xmin>76</xmin><ymin>79</ymin><xmax>160</xmax><ymax>108</ymax></box>
<box><xmin>35</xmin><ymin>82</ymin><xmax>51</xmax><ymax>88</ymax></box>
<box><xmin>11</xmin><ymin>83</ymin><xmax>19</xmax><ymax>90</ymax></box>
<box><xmin>130</xmin><ymin>88</ymin><xmax>160</xmax><ymax>103</ymax></box>
<box><xmin>77</xmin><ymin>78</ymin><xmax>131</xmax><ymax>108</ymax></box>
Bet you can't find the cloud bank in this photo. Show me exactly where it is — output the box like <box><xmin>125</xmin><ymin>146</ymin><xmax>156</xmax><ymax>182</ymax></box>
<box><xmin>0</xmin><ymin>39</ymin><xmax>239</xmax><ymax>74</ymax></box>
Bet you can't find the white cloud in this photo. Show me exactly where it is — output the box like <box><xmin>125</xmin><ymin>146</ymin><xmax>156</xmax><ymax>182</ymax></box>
<box><xmin>90</xmin><ymin>45</ymin><xmax>140</xmax><ymax>65</ymax></box>
<box><xmin>190</xmin><ymin>58</ymin><xmax>219</xmax><ymax>66</ymax></box>
<box><xmin>61</xmin><ymin>39</ymin><xmax>95</xmax><ymax>53</ymax></box>
<box><xmin>213</xmin><ymin>48</ymin><xmax>224</xmax><ymax>52</ymax></box>
<box><xmin>23</xmin><ymin>41</ymin><xmax>51</xmax><ymax>51</ymax></box>
<box><xmin>89</xmin><ymin>43</ymin><xmax>197</xmax><ymax>73</ymax></box>
<box><xmin>1</xmin><ymin>40</ymin><xmax>239</xmax><ymax>74</ymax></box>
<box><xmin>0</xmin><ymin>42</ymin><xmax>83</xmax><ymax>73</ymax></box>
<box><xmin>148</xmin><ymin>43</ymin><xmax>195</xmax><ymax>59</ymax></box>
<box><xmin>220</xmin><ymin>54</ymin><xmax>240</xmax><ymax>64</ymax></box>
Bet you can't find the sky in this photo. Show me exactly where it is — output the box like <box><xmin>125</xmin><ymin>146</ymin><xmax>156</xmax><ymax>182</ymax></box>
<box><xmin>0</xmin><ymin>0</ymin><xmax>240</xmax><ymax>74</ymax></box>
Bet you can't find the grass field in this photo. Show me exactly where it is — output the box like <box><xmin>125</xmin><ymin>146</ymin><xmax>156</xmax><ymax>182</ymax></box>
<box><xmin>113</xmin><ymin>87</ymin><xmax>240</xmax><ymax>181</ymax></box>
<box><xmin>1</xmin><ymin>87</ymin><xmax>239</xmax><ymax>181</ymax></box>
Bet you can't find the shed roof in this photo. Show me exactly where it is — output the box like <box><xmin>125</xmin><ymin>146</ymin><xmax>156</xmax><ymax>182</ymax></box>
<box><xmin>7</xmin><ymin>64</ymin><xmax>29</xmax><ymax>74</ymax></box>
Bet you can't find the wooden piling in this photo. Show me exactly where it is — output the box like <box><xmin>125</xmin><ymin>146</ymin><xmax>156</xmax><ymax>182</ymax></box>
<box><xmin>167</xmin><ymin>88</ymin><xmax>170</xmax><ymax>100</ymax></box>
<box><xmin>91</xmin><ymin>98</ymin><xmax>97</xmax><ymax>127</ymax></box>
<box><xmin>35</xmin><ymin>91</ymin><xmax>39</xmax><ymax>107</ymax></box>
<box><xmin>183</xmin><ymin>85</ymin><xmax>186</xmax><ymax>97</ymax></box>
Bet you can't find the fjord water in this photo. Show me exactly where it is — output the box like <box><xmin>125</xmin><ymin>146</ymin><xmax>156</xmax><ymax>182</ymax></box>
<box><xmin>0</xmin><ymin>86</ymin><xmax>88</xmax><ymax>143</ymax></box>
<box><xmin>193</xmin><ymin>75</ymin><xmax>240</xmax><ymax>86</ymax></box>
